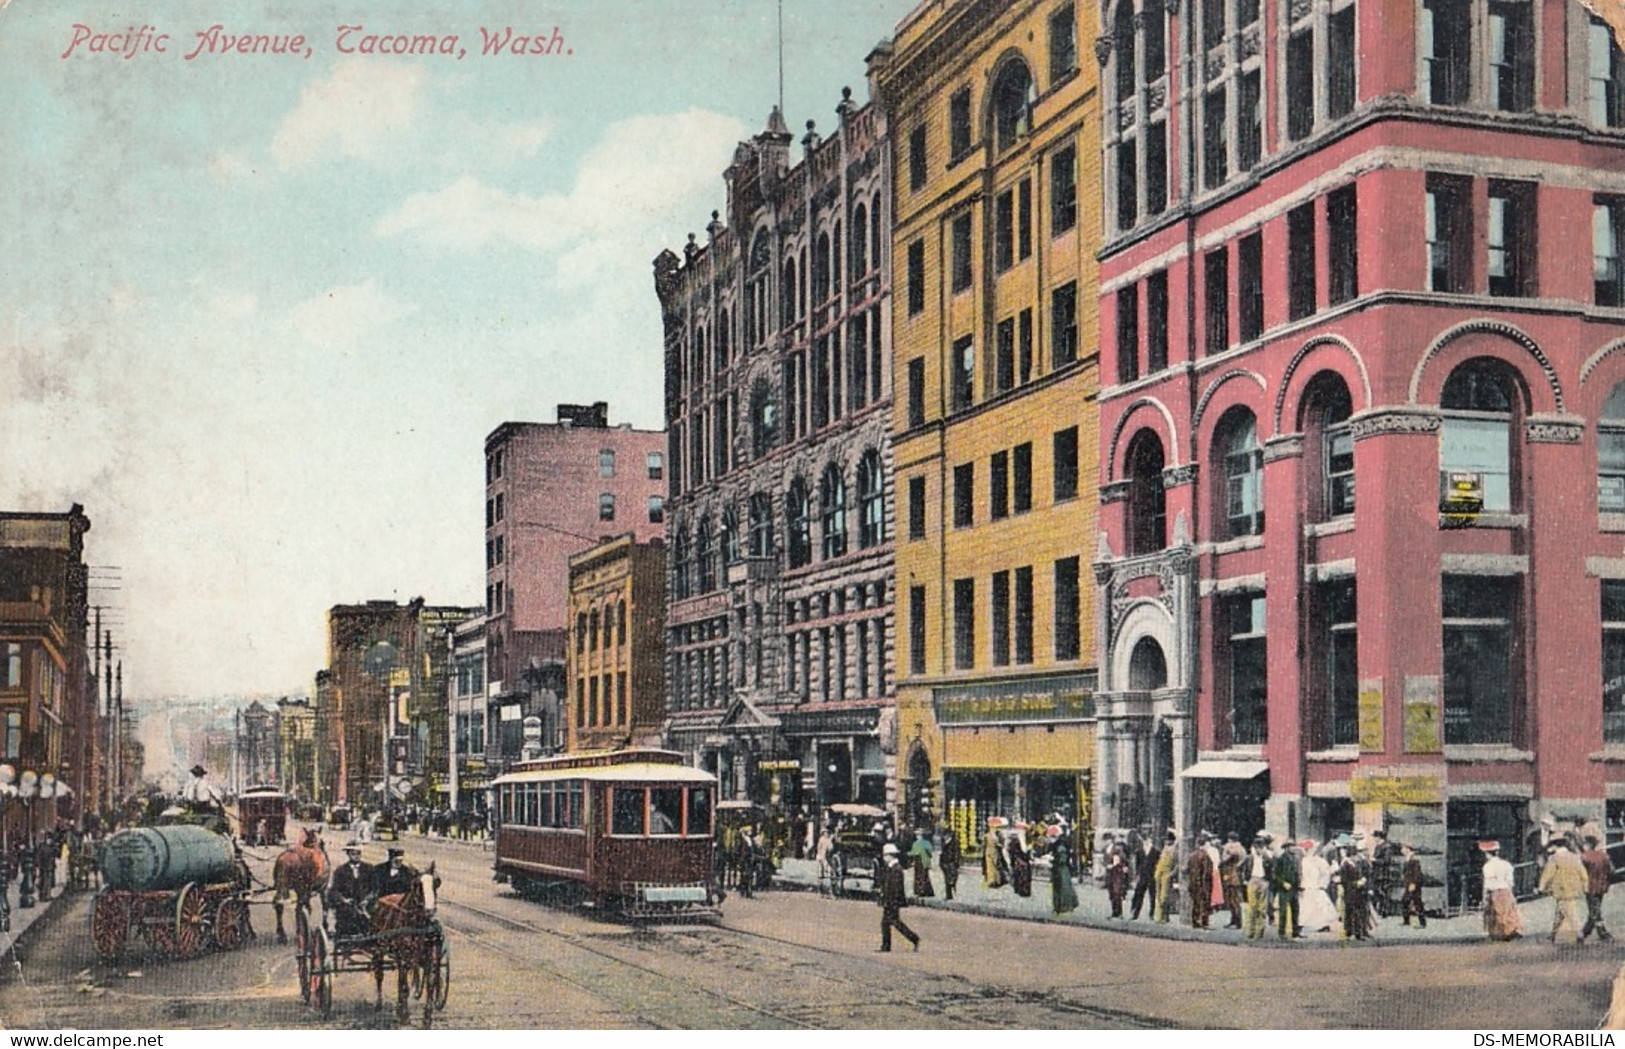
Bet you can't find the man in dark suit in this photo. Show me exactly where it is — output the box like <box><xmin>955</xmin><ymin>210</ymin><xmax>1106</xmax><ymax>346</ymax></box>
<box><xmin>1131</xmin><ymin>834</ymin><xmax>1160</xmax><ymax>920</ymax></box>
<box><xmin>1272</xmin><ymin>840</ymin><xmax>1303</xmax><ymax>939</ymax></box>
<box><xmin>876</xmin><ymin>844</ymin><xmax>920</xmax><ymax>952</ymax></box>
<box><xmin>328</xmin><ymin>842</ymin><xmax>371</xmax><ymax>937</ymax></box>
<box><xmin>370</xmin><ymin>846</ymin><xmax>416</xmax><ymax>901</ymax></box>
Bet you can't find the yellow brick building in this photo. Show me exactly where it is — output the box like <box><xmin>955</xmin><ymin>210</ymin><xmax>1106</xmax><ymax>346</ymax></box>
<box><xmin>566</xmin><ymin>534</ymin><xmax>667</xmax><ymax>754</ymax></box>
<box><xmin>875</xmin><ymin>0</ymin><xmax>1102</xmax><ymax>856</ymax></box>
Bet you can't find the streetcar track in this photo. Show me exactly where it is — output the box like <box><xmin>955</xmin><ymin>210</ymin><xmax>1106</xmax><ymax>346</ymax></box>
<box><xmin>438</xmin><ymin>896</ymin><xmax>814</xmax><ymax>1029</ymax></box>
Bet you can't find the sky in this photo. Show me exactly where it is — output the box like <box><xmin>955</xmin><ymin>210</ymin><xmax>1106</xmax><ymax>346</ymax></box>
<box><xmin>0</xmin><ymin>0</ymin><xmax>917</xmax><ymax>701</ymax></box>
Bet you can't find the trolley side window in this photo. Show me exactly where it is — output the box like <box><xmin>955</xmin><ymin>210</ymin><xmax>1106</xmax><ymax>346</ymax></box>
<box><xmin>687</xmin><ymin>786</ymin><xmax>712</xmax><ymax>837</ymax></box>
<box><xmin>612</xmin><ymin>787</ymin><xmax>645</xmax><ymax>835</ymax></box>
<box><xmin>498</xmin><ymin>784</ymin><xmax>511</xmax><ymax>825</ymax></box>
<box><xmin>570</xmin><ymin>782</ymin><xmax>584</xmax><ymax>829</ymax></box>
<box><xmin>650</xmin><ymin>787</ymin><xmax>682</xmax><ymax>836</ymax></box>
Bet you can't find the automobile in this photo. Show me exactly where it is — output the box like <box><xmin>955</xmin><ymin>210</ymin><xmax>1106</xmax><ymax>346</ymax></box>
<box><xmin>825</xmin><ymin>803</ymin><xmax>890</xmax><ymax>895</ymax></box>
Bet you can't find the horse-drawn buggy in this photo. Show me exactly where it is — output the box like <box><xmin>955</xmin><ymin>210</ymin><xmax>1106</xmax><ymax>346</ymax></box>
<box><xmin>91</xmin><ymin>825</ymin><xmax>253</xmax><ymax>962</ymax></box>
<box><xmin>824</xmin><ymin>803</ymin><xmax>890</xmax><ymax>896</ymax></box>
<box><xmin>297</xmin><ymin>864</ymin><xmax>448</xmax><ymax>1025</ymax></box>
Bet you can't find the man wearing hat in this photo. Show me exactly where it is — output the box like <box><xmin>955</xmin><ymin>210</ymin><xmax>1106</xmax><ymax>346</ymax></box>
<box><xmin>1272</xmin><ymin>838</ymin><xmax>1303</xmax><ymax>939</ymax></box>
<box><xmin>328</xmin><ymin>841</ymin><xmax>371</xmax><ymax>937</ymax></box>
<box><xmin>875</xmin><ymin>842</ymin><xmax>920</xmax><ymax>952</ymax></box>
<box><xmin>370</xmin><ymin>845</ymin><xmax>417</xmax><ymax>904</ymax></box>
<box><xmin>1243</xmin><ymin>835</ymin><xmax>1274</xmax><ymax>939</ymax></box>
<box><xmin>1582</xmin><ymin>835</ymin><xmax>1615</xmax><ymax>943</ymax></box>
<box><xmin>180</xmin><ymin>764</ymin><xmax>223</xmax><ymax>815</ymax></box>
<box><xmin>1480</xmin><ymin>840</ymin><xmax>1524</xmax><ymax>941</ymax></box>
<box><xmin>1152</xmin><ymin>830</ymin><xmax>1178</xmax><ymax>923</ymax></box>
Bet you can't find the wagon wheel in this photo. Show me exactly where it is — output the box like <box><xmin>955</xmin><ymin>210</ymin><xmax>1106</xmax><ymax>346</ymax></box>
<box><xmin>213</xmin><ymin>898</ymin><xmax>249</xmax><ymax>951</ymax></box>
<box><xmin>312</xmin><ymin>926</ymin><xmax>333</xmax><ymax>1018</ymax></box>
<box><xmin>91</xmin><ymin>893</ymin><xmax>128</xmax><ymax>962</ymax></box>
<box><xmin>828</xmin><ymin>852</ymin><xmax>847</xmax><ymax>894</ymax></box>
<box><xmin>295</xmin><ymin>907</ymin><xmax>312</xmax><ymax>1003</ymax></box>
<box><xmin>172</xmin><ymin>883</ymin><xmax>208</xmax><ymax>959</ymax></box>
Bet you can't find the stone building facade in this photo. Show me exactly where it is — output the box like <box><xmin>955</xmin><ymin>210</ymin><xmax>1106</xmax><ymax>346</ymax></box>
<box><xmin>565</xmin><ymin>534</ymin><xmax>666</xmax><ymax>753</ymax></box>
<box><xmin>654</xmin><ymin>77</ymin><xmax>897</xmax><ymax>816</ymax></box>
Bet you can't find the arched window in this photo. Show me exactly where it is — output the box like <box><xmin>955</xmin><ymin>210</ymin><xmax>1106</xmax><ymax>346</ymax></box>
<box><xmin>1601</xmin><ymin>382</ymin><xmax>1625</xmax><ymax>512</ymax></box>
<box><xmin>749</xmin><ymin>492</ymin><xmax>775</xmax><ymax>558</ymax></box>
<box><xmin>787</xmin><ymin>479</ymin><xmax>812</xmax><ymax>568</ymax></box>
<box><xmin>1301</xmin><ymin>373</ymin><xmax>1355</xmax><ymax>520</ymax></box>
<box><xmin>695</xmin><ymin>517</ymin><xmax>715</xmax><ymax>593</ymax></box>
<box><xmin>1439</xmin><ymin>358</ymin><xmax>1525</xmax><ymax>514</ymax></box>
<box><xmin>575</xmin><ymin>612</ymin><xmax>587</xmax><ymax>653</ymax></box>
<box><xmin>858</xmin><ymin>450</ymin><xmax>885</xmax><ymax>548</ymax></box>
<box><xmin>991</xmin><ymin>58</ymin><xmax>1035</xmax><ymax>151</ymax></box>
<box><xmin>852</xmin><ymin>203</ymin><xmax>869</xmax><ymax>276</ymax></box>
<box><xmin>1128</xmin><ymin>636</ymin><xmax>1168</xmax><ymax>690</ymax></box>
<box><xmin>821</xmin><ymin>463</ymin><xmax>848</xmax><ymax>559</ymax></box>
<box><xmin>781</xmin><ymin>257</ymin><xmax>797</xmax><ymax>328</ymax></box>
<box><xmin>716</xmin><ymin>309</ymin><xmax>731</xmax><ymax>373</ymax></box>
<box><xmin>814</xmin><ymin>232</ymin><xmax>832</xmax><ymax>303</ymax></box>
<box><xmin>1213</xmin><ymin>407</ymin><xmax>1264</xmax><ymax>539</ymax></box>
<box><xmin>751</xmin><ymin>377</ymin><xmax>779</xmax><ymax>458</ymax></box>
<box><xmin>721</xmin><ymin>507</ymin><xmax>741</xmax><ymax>565</ymax></box>
<box><xmin>749</xmin><ymin>231</ymin><xmax>772</xmax><ymax>347</ymax></box>
<box><xmin>1126</xmin><ymin>429</ymin><xmax>1168</xmax><ymax>555</ymax></box>
<box><xmin>589</xmin><ymin>608</ymin><xmax>600</xmax><ymax>651</ymax></box>
<box><xmin>673</xmin><ymin>527</ymin><xmax>691</xmax><ymax>600</ymax></box>
<box><xmin>693</xmin><ymin>326</ymin><xmax>706</xmax><ymax>385</ymax></box>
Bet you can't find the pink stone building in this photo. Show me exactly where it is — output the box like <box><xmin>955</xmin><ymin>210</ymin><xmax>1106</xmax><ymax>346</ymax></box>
<box><xmin>1093</xmin><ymin>0</ymin><xmax>1625</xmax><ymax>907</ymax></box>
<box><xmin>484</xmin><ymin>404</ymin><xmax>665</xmax><ymax>757</ymax></box>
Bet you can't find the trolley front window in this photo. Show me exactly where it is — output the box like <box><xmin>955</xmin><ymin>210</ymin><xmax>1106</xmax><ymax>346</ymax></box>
<box><xmin>612</xmin><ymin>787</ymin><xmax>644</xmax><ymax>835</ymax></box>
<box><xmin>650</xmin><ymin>788</ymin><xmax>682</xmax><ymax>836</ymax></box>
<box><xmin>687</xmin><ymin>786</ymin><xmax>712</xmax><ymax>837</ymax></box>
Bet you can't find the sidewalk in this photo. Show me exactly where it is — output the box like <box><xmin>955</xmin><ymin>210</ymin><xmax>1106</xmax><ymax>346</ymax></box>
<box><xmin>0</xmin><ymin>858</ymin><xmax>73</xmax><ymax>977</ymax></box>
<box><xmin>770</xmin><ymin>857</ymin><xmax>1599</xmax><ymax>948</ymax></box>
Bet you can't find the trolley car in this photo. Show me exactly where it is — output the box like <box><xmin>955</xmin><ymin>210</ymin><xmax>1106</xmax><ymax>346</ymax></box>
<box><xmin>491</xmin><ymin>748</ymin><xmax>720</xmax><ymax>918</ymax></box>
<box><xmin>237</xmin><ymin>786</ymin><xmax>289</xmax><ymax>846</ymax></box>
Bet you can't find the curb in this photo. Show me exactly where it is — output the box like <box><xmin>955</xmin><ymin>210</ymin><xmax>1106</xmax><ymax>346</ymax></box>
<box><xmin>767</xmin><ymin>873</ymin><xmax>1493</xmax><ymax>949</ymax></box>
<box><xmin>0</xmin><ymin>886</ymin><xmax>76</xmax><ymax>980</ymax></box>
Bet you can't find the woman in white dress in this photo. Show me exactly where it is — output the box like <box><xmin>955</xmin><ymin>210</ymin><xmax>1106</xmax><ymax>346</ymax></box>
<box><xmin>1298</xmin><ymin>840</ymin><xmax>1341</xmax><ymax>932</ymax></box>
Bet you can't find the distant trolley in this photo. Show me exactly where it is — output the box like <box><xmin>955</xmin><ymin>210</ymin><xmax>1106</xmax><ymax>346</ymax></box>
<box><xmin>491</xmin><ymin>748</ymin><xmax>720</xmax><ymax>919</ymax></box>
<box><xmin>237</xmin><ymin>786</ymin><xmax>289</xmax><ymax>846</ymax></box>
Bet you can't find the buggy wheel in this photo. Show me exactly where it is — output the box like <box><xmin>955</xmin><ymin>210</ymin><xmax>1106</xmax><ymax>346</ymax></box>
<box><xmin>312</xmin><ymin>926</ymin><xmax>333</xmax><ymax>1017</ymax></box>
<box><xmin>427</xmin><ymin>934</ymin><xmax>450</xmax><ymax>1011</ymax></box>
<box><xmin>91</xmin><ymin>893</ymin><xmax>127</xmax><ymax>963</ymax></box>
<box><xmin>213</xmin><ymin>898</ymin><xmax>248</xmax><ymax>951</ymax></box>
<box><xmin>173</xmin><ymin>883</ymin><xmax>207</xmax><ymax>959</ymax></box>
<box><xmin>295</xmin><ymin>908</ymin><xmax>312</xmax><ymax>1003</ymax></box>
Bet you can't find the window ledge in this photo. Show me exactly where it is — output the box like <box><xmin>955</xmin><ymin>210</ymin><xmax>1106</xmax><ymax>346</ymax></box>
<box><xmin>1602</xmin><ymin>513</ymin><xmax>1625</xmax><ymax>534</ymax></box>
<box><xmin>1437</xmin><ymin>512</ymin><xmax>1526</xmax><ymax>530</ymax></box>
<box><xmin>1443</xmin><ymin>745</ymin><xmax>1534</xmax><ymax>763</ymax></box>
<box><xmin>1206</xmin><ymin>534</ymin><xmax>1265</xmax><ymax>556</ymax></box>
<box><xmin>1590</xmin><ymin>746</ymin><xmax>1625</xmax><ymax>762</ymax></box>
<box><xmin>1304</xmin><ymin>518</ymin><xmax>1356</xmax><ymax>539</ymax></box>
<box><xmin>1305</xmin><ymin>747</ymin><xmax>1361</xmax><ymax>762</ymax></box>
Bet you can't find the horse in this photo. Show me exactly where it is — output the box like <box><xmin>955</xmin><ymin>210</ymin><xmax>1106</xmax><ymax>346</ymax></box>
<box><xmin>272</xmin><ymin>827</ymin><xmax>330</xmax><ymax>945</ymax></box>
<box><xmin>369</xmin><ymin>863</ymin><xmax>440</xmax><ymax>1024</ymax></box>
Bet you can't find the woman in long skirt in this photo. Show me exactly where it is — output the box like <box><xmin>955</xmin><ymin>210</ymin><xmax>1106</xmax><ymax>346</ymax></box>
<box><xmin>1010</xmin><ymin>832</ymin><xmax>1034</xmax><ymax>898</ymax></box>
<box><xmin>983</xmin><ymin>822</ymin><xmax>1008</xmax><ymax>889</ymax></box>
<box><xmin>910</xmin><ymin>831</ymin><xmax>935</xmax><ymax>898</ymax></box>
<box><xmin>1480</xmin><ymin>841</ymin><xmax>1524</xmax><ymax>941</ymax></box>
<box><xmin>1050</xmin><ymin>833</ymin><xmax>1079</xmax><ymax>914</ymax></box>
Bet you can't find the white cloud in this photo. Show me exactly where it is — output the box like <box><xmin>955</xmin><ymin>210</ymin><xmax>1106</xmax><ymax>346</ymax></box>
<box><xmin>271</xmin><ymin>60</ymin><xmax>425</xmax><ymax>170</ymax></box>
<box><xmin>374</xmin><ymin>108</ymin><xmax>744</xmax><ymax>268</ymax></box>
<box><xmin>467</xmin><ymin>116</ymin><xmax>557</xmax><ymax>163</ymax></box>
<box><xmin>288</xmin><ymin>279</ymin><xmax>415</xmax><ymax>347</ymax></box>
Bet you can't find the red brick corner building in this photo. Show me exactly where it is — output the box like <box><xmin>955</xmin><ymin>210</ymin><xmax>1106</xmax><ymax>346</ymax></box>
<box><xmin>1093</xmin><ymin>0</ymin><xmax>1625</xmax><ymax>906</ymax></box>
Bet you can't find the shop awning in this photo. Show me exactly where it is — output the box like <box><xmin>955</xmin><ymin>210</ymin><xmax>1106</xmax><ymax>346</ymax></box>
<box><xmin>1178</xmin><ymin>760</ymin><xmax>1269</xmax><ymax>780</ymax></box>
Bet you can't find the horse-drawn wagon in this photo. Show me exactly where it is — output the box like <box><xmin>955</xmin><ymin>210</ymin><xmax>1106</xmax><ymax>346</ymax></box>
<box><xmin>90</xmin><ymin>825</ymin><xmax>253</xmax><ymax>962</ymax></box>
<box><xmin>298</xmin><ymin>865</ymin><xmax>448</xmax><ymax>1026</ymax></box>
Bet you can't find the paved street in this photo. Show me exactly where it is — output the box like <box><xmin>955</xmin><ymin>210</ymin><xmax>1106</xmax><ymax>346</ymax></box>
<box><xmin>0</xmin><ymin>833</ymin><xmax>1621</xmax><ymax>1029</ymax></box>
